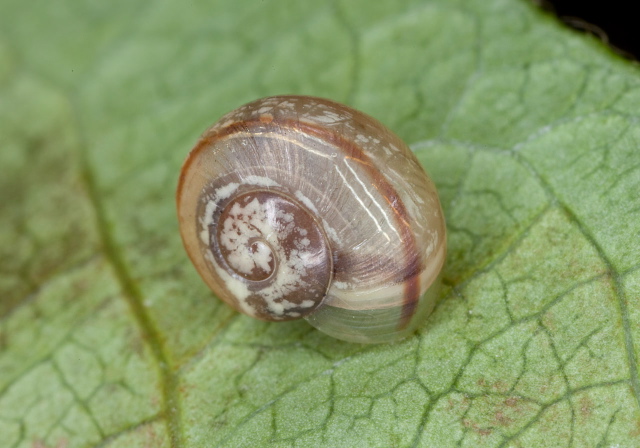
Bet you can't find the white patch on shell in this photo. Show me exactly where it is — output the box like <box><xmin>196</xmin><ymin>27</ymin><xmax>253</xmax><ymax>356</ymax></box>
<box><xmin>219</xmin><ymin>118</ymin><xmax>236</xmax><ymax>128</ymax></box>
<box><xmin>215</xmin><ymin>182</ymin><xmax>241</xmax><ymax>202</ymax></box>
<box><xmin>243</xmin><ymin>175</ymin><xmax>280</xmax><ymax>188</ymax></box>
<box><xmin>217</xmin><ymin>196</ymin><xmax>316</xmax><ymax>317</ymax></box>
<box><xmin>333</xmin><ymin>281</ymin><xmax>349</xmax><ymax>289</ymax></box>
<box><xmin>295</xmin><ymin>190</ymin><xmax>318</xmax><ymax>214</ymax></box>
<box><xmin>424</xmin><ymin>239</ymin><xmax>435</xmax><ymax>259</ymax></box>
<box><xmin>220</xmin><ymin>199</ymin><xmax>278</xmax><ymax>275</ymax></box>
<box><xmin>279</xmin><ymin>100</ymin><xmax>296</xmax><ymax>110</ymax></box>
<box><xmin>200</xmin><ymin>177</ymin><xmax>280</xmax><ymax>244</ymax></box>
<box><xmin>205</xmin><ymin>250</ymin><xmax>257</xmax><ymax>317</ymax></box>
<box><xmin>201</xmin><ymin>182</ymin><xmax>240</xmax><ymax>244</ymax></box>
<box><xmin>199</xmin><ymin>229</ymin><xmax>209</xmax><ymax>246</ymax></box>
<box><xmin>314</xmin><ymin>111</ymin><xmax>342</xmax><ymax>124</ymax></box>
<box><xmin>322</xmin><ymin>219</ymin><xmax>342</xmax><ymax>245</ymax></box>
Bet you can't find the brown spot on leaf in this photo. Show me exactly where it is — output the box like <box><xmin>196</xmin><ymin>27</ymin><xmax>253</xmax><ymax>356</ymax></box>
<box><xmin>462</xmin><ymin>418</ymin><xmax>492</xmax><ymax>436</ymax></box>
<box><xmin>494</xmin><ymin>410</ymin><xmax>514</xmax><ymax>427</ymax></box>
<box><xmin>492</xmin><ymin>380</ymin><xmax>510</xmax><ymax>393</ymax></box>
<box><xmin>32</xmin><ymin>439</ymin><xmax>68</xmax><ymax>448</ymax></box>
<box><xmin>629</xmin><ymin>418</ymin><xmax>640</xmax><ymax>437</ymax></box>
<box><xmin>504</xmin><ymin>396</ymin><xmax>519</xmax><ymax>407</ymax></box>
<box><xmin>579</xmin><ymin>395</ymin><xmax>593</xmax><ymax>418</ymax></box>
<box><xmin>446</xmin><ymin>395</ymin><xmax>471</xmax><ymax>412</ymax></box>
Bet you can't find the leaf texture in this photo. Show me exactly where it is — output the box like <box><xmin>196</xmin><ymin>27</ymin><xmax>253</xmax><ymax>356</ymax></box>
<box><xmin>1</xmin><ymin>0</ymin><xmax>640</xmax><ymax>446</ymax></box>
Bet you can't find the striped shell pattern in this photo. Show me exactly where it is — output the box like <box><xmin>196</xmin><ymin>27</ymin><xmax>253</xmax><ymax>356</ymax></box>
<box><xmin>177</xmin><ymin>96</ymin><xmax>446</xmax><ymax>343</ymax></box>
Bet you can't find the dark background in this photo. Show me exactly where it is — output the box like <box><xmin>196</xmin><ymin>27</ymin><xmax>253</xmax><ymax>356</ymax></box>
<box><xmin>544</xmin><ymin>0</ymin><xmax>639</xmax><ymax>60</ymax></box>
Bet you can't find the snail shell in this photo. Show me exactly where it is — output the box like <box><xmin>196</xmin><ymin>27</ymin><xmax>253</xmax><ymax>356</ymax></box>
<box><xmin>177</xmin><ymin>95</ymin><xmax>446</xmax><ymax>343</ymax></box>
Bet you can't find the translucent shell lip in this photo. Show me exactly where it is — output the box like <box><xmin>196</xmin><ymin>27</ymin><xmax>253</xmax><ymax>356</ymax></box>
<box><xmin>177</xmin><ymin>95</ymin><xmax>446</xmax><ymax>343</ymax></box>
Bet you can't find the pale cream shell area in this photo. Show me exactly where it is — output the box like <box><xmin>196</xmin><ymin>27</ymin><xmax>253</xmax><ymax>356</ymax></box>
<box><xmin>177</xmin><ymin>95</ymin><xmax>446</xmax><ymax>343</ymax></box>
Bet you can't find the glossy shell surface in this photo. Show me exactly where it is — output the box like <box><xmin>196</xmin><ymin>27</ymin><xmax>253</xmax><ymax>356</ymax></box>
<box><xmin>177</xmin><ymin>95</ymin><xmax>446</xmax><ymax>343</ymax></box>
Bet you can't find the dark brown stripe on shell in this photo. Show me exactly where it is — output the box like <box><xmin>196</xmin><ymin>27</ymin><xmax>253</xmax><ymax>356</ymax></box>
<box><xmin>177</xmin><ymin>112</ymin><xmax>423</xmax><ymax>329</ymax></box>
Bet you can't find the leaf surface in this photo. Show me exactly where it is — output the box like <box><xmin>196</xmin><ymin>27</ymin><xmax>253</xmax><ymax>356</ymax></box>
<box><xmin>1</xmin><ymin>0</ymin><xmax>640</xmax><ymax>446</ymax></box>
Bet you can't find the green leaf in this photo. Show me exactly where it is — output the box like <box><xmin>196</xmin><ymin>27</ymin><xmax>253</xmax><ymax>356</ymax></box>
<box><xmin>1</xmin><ymin>0</ymin><xmax>639</xmax><ymax>446</ymax></box>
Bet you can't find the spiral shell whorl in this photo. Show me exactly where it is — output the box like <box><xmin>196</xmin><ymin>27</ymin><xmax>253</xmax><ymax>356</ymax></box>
<box><xmin>199</xmin><ymin>180</ymin><xmax>332</xmax><ymax>321</ymax></box>
<box><xmin>177</xmin><ymin>95</ymin><xmax>446</xmax><ymax>343</ymax></box>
